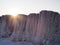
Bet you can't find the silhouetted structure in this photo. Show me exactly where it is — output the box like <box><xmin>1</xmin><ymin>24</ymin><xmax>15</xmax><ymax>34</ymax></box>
<box><xmin>0</xmin><ymin>10</ymin><xmax>60</xmax><ymax>45</ymax></box>
<box><xmin>10</xmin><ymin>14</ymin><xmax>27</xmax><ymax>41</ymax></box>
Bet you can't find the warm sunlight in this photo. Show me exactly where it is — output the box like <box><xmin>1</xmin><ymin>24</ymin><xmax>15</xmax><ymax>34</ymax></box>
<box><xmin>7</xmin><ymin>8</ymin><xmax>20</xmax><ymax>16</ymax></box>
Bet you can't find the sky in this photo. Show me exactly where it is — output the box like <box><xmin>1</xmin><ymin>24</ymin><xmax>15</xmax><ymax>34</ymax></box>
<box><xmin>0</xmin><ymin>0</ymin><xmax>60</xmax><ymax>16</ymax></box>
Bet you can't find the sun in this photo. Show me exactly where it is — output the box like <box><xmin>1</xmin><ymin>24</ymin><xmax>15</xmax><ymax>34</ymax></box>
<box><xmin>7</xmin><ymin>8</ymin><xmax>20</xmax><ymax>16</ymax></box>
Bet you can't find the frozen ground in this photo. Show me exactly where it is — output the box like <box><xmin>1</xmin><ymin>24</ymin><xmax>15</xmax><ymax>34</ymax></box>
<box><xmin>0</xmin><ymin>38</ymin><xmax>34</xmax><ymax>45</ymax></box>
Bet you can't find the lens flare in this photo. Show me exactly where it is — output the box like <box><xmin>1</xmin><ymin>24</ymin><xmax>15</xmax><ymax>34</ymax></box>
<box><xmin>7</xmin><ymin>8</ymin><xmax>20</xmax><ymax>16</ymax></box>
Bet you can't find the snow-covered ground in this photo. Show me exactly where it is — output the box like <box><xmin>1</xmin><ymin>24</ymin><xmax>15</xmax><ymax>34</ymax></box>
<box><xmin>0</xmin><ymin>38</ymin><xmax>34</xmax><ymax>45</ymax></box>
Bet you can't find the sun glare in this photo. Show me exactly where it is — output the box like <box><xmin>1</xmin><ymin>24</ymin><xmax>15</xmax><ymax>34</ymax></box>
<box><xmin>7</xmin><ymin>8</ymin><xmax>20</xmax><ymax>16</ymax></box>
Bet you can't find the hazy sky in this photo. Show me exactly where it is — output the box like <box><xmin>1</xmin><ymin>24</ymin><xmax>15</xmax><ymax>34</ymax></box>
<box><xmin>0</xmin><ymin>0</ymin><xmax>60</xmax><ymax>15</ymax></box>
